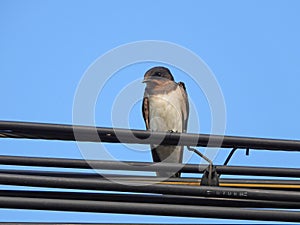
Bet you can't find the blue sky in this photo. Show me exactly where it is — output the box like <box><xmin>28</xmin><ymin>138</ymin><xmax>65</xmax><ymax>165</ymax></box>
<box><xmin>1</xmin><ymin>0</ymin><xmax>300</xmax><ymax>223</ymax></box>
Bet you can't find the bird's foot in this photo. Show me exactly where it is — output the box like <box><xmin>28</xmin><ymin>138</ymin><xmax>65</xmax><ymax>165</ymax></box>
<box><xmin>168</xmin><ymin>130</ymin><xmax>179</xmax><ymax>133</ymax></box>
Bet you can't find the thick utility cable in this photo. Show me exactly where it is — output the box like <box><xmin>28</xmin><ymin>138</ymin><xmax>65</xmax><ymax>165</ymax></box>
<box><xmin>1</xmin><ymin>155</ymin><xmax>300</xmax><ymax>178</ymax></box>
<box><xmin>1</xmin><ymin>190</ymin><xmax>300</xmax><ymax>209</ymax></box>
<box><xmin>0</xmin><ymin>196</ymin><xmax>300</xmax><ymax>222</ymax></box>
<box><xmin>1</xmin><ymin>121</ymin><xmax>300</xmax><ymax>151</ymax></box>
<box><xmin>0</xmin><ymin>155</ymin><xmax>202</xmax><ymax>173</ymax></box>
<box><xmin>2</xmin><ymin>169</ymin><xmax>300</xmax><ymax>184</ymax></box>
<box><xmin>0</xmin><ymin>173</ymin><xmax>300</xmax><ymax>202</ymax></box>
<box><xmin>1</xmin><ymin>169</ymin><xmax>300</xmax><ymax>190</ymax></box>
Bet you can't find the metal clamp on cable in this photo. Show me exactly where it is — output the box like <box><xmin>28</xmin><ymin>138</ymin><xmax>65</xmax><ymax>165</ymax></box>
<box><xmin>200</xmin><ymin>165</ymin><xmax>219</xmax><ymax>186</ymax></box>
<box><xmin>187</xmin><ymin>146</ymin><xmax>219</xmax><ymax>186</ymax></box>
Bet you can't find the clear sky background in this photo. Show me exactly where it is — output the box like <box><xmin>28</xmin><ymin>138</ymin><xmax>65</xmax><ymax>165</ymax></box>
<box><xmin>1</xmin><ymin>0</ymin><xmax>300</xmax><ymax>223</ymax></box>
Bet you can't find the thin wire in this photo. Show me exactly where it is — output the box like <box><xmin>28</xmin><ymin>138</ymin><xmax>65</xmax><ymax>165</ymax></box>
<box><xmin>224</xmin><ymin>147</ymin><xmax>238</xmax><ymax>165</ymax></box>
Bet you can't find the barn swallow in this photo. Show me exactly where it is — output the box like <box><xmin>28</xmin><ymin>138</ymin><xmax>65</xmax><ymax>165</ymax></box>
<box><xmin>142</xmin><ymin>66</ymin><xmax>189</xmax><ymax>178</ymax></box>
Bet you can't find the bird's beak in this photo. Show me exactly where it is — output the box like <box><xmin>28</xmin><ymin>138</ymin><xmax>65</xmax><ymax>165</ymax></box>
<box><xmin>142</xmin><ymin>78</ymin><xmax>151</xmax><ymax>83</ymax></box>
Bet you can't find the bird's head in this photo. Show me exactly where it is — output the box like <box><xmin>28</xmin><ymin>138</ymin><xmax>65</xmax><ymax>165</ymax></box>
<box><xmin>143</xmin><ymin>67</ymin><xmax>174</xmax><ymax>86</ymax></box>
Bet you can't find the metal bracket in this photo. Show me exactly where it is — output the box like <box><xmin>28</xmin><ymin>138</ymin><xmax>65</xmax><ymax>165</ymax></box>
<box><xmin>187</xmin><ymin>146</ymin><xmax>219</xmax><ymax>186</ymax></box>
<box><xmin>224</xmin><ymin>147</ymin><xmax>251</xmax><ymax>166</ymax></box>
<box><xmin>200</xmin><ymin>165</ymin><xmax>219</xmax><ymax>186</ymax></box>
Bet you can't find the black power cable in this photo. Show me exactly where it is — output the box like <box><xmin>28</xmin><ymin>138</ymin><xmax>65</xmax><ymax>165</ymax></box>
<box><xmin>1</xmin><ymin>155</ymin><xmax>300</xmax><ymax>178</ymax></box>
<box><xmin>1</xmin><ymin>120</ymin><xmax>300</xmax><ymax>222</ymax></box>
<box><xmin>1</xmin><ymin>120</ymin><xmax>300</xmax><ymax>150</ymax></box>
<box><xmin>0</xmin><ymin>195</ymin><xmax>300</xmax><ymax>222</ymax></box>
<box><xmin>1</xmin><ymin>190</ymin><xmax>300</xmax><ymax>209</ymax></box>
<box><xmin>0</xmin><ymin>172</ymin><xmax>300</xmax><ymax>202</ymax></box>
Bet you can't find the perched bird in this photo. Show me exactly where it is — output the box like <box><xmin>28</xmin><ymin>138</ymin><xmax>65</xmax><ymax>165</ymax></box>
<box><xmin>142</xmin><ymin>66</ymin><xmax>189</xmax><ymax>177</ymax></box>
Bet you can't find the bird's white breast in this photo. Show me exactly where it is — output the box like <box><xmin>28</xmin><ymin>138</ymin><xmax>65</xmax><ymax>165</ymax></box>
<box><xmin>148</xmin><ymin>86</ymin><xmax>185</xmax><ymax>132</ymax></box>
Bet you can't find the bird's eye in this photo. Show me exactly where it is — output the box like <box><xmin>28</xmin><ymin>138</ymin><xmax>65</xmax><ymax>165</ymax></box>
<box><xmin>154</xmin><ymin>72</ymin><xmax>161</xmax><ymax>77</ymax></box>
